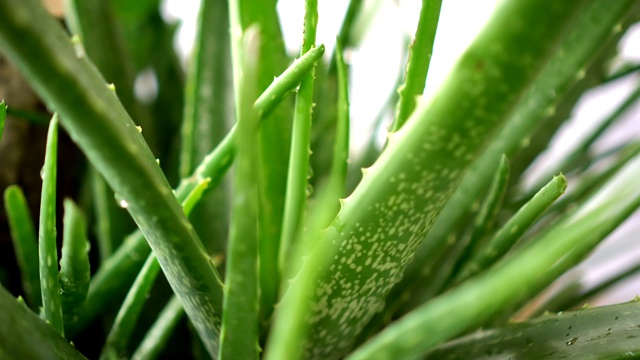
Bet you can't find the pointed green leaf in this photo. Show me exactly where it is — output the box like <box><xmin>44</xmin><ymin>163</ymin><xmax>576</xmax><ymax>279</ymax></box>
<box><xmin>0</xmin><ymin>0</ymin><xmax>223</xmax><ymax>353</ymax></box>
<box><xmin>130</xmin><ymin>296</ymin><xmax>184</xmax><ymax>360</ymax></box>
<box><xmin>39</xmin><ymin>113</ymin><xmax>63</xmax><ymax>336</ymax></box>
<box><xmin>279</xmin><ymin>0</ymin><xmax>320</xmax><ymax>274</ymax></box>
<box><xmin>4</xmin><ymin>185</ymin><xmax>41</xmax><ymax>310</ymax></box>
<box><xmin>302</xmin><ymin>1</ymin><xmax>594</xmax><ymax>357</ymax></box>
<box><xmin>428</xmin><ymin>300</ymin><xmax>640</xmax><ymax>360</ymax></box>
<box><xmin>219</xmin><ymin>28</ymin><xmax>261</xmax><ymax>360</ymax></box>
<box><xmin>391</xmin><ymin>0</ymin><xmax>443</xmax><ymax>131</ymax></box>
<box><xmin>60</xmin><ymin>199</ymin><xmax>91</xmax><ymax>316</ymax></box>
<box><xmin>0</xmin><ymin>284</ymin><xmax>86</xmax><ymax>359</ymax></box>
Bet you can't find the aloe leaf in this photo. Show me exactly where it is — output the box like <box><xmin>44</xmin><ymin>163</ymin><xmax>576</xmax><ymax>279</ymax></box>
<box><xmin>228</xmin><ymin>0</ymin><xmax>293</xmax><ymax>325</ymax></box>
<box><xmin>405</xmin><ymin>155</ymin><xmax>511</xmax><ymax>307</ymax></box>
<box><xmin>391</xmin><ymin>0</ymin><xmax>443</xmax><ymax>131</ymax></box>
<box><xmin>324</xmin><ymin>39</ymin><xmax>351</xmax><ymax>217</ymax></box>
<box><xmin>178</xmin><ymin>0</ymin><xmax>232</xmax><ymax>256</ymax></box>
<box><xmin>0</xmin><ymin>284</ymin><xmax>87</xmax><ymax>360</ymax></box>
<box><xmin>130</xmin><ymin>296</ymin><xmax>184</xmax><ymax>360</ymax></box>
<box><xmin>60</xmin><ymin>199</ymin><xmax>91</xmax><ymax>316</ymax></box>
<box><xmin>0</xmin><ymin>0</ymin><xmax>224</xmax><ymax>353</ymax></box>
<box><xmin>254</xmin><ymin>45</ymin><xmax>325</xmax><ymax>119</ymax></box>
<box><xmin>101</xmin><ymin>253</ymin><xmax>161</xmax><ymax>360</ymax></box>
<box><xmin>348</xmin><ymin>165</ymin><xmax>640</xmax><ymax>360</ymax></box>
<box><xmin>301</xmin><ymin>1</ymin><xmax>594</xmax><ymax>357</ymax></box>
<box><xmin>337</xmin><ymin>0</ymin><xmax>364</xmax><ymax>50</ymax></box>
<box><xmin>101</xmin><ymin>177</ymin><xmax>210</xmax><ymax>360</ymax></box>
<box><xmin>67</xmin><ymin>50</ymin><xmax>321</xmax><ymax>335</ymax></box>
<box><xmin>4</xmin><ymin>185</ymin><xmax>41</xmax><ymax>310</ymax></box>
<box><xmin>397</xmin><ymin>0</ymin><xmax>639</xmax><ymax>313</ymax></box>
<box><xmin>468</xmin><ymin>154</ymin><xmax>510</xmax><ymax>246</ymax></box>
<box><xmin>38</xmin><ymin>113</ymin><xmax>63</xmax><ymax>336</ymax></box>
<box><xmin>427</xmin><ymin>300</ymin><xmax>640</xmax><ymax>360</ymax></box>
<box><xmin>265</xmin><ymin>184</ymin><xmax>344</xmax><ymax>360</ymax></box>
<box><xmin>64</xmin><ymin>0</ymin><xmax>151</xmax><ymax>260</ymax></box>
<box><xmin>218</xmin><ymin>28</ymin><xmax>262</xmax><ymax>359</ymax></box>
<box><xmin>454</xmin><ymin>174</ymin><xmax>567</xmax><ymax>285</ymax></box>
<box><xmin>89</xmin><ymin>170</ymin><xmax>124</xmax><ymax>262</ymax></box>
<box><xmin>4</xmin><ymin>106</ymin><xmax>50</xmax><ymax>125</ymax></box>
<box><xmin>279</xmin><ymin>0</ymin><xmax>320</xmax><ymax>273</ymax></box>
<box><xmin>532</xmin><ymin>81</ymin><xmax>640</xmax><ymax>194</ymax></box>
<box><xmin>537</xmin><ymin>261</ymin><xmax>640</xmax><ymax>316</ymax></box>
<box><xmin>604</xmin><ymin>62</ymin><xmax>640</xmax><ymax>83</ymax></box>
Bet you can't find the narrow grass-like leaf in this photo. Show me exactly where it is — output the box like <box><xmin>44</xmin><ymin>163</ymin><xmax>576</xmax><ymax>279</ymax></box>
<box><xmin>397</xmin><ymin>0</ymin><xmax>639</xmax><ymax>315</ymax></box>
<box><xmin>219</xmin><ymin>28</ymin><xmax>261</xmax><ymax>360</ymax></box>
<box><xmin>179</xmin><ymin>0</ymin><xmax>231</xmax><ymax>178</ymax></box>
<box><xmin>4</xmin><ymin>106</ymin><xmax>50</xmax><ymax>125</ymax></box>
<box><xmin>39</xmin><ymin>113</ymin><xmax>63</xmax><ymax>336</ymax></box>
<box><xmin>131</xmin><ymin>296</ymin><xmax>184</xmax><ymax>360</ymax></box>
<box><xmin>467</xmin><ymin>154</ymin><xmax>510</xmax><ymax>247</ymax></box>
<box><xmin>279</xmin><ymin>0</ymin><xmax>319</xmax><ymax>273</ymax></box>
<box><xmin>0</xmin><ymin>1</ymin><xmax>223</xmax><ymax>353</ymax></box>
<box><xmin>348</xmin><ymin>171</ymin><xmax>640</xmax><ymax>360</ymax></box>
<box><xmin>427</xmin><ymin>300</ymin><xmax>640</xmax><ymax>360</ymax></box>
<box><xmin>604</xmin><ymin>62</ymin><xmax>640</xmax><ymax>83</ymax></box>
<box><xmin>302</xmin><ymin>1</ymin><xmax>593</xmax><ymax>357</ymax></box>
<box><xmin>391</xmin><ymin>0</ymin><xmax>442</xmax><ymax>131</ymax></box>
<box><xmin>101</xmin><ymin>254</ymin><xmax>161</xmax><ymax>360</ymax></box>
<box><xmin>535</xmin><ymin>261</ymin><xmax>640</xmax><ymax>316</ymax></box>
<box><xmin>90</xmin><ymin>170</ymin><xmax>121</xmax><ymax>261</ymax></box>
<box><xmin>60</xmin><ymin>199</ymin><xmax>90</xmax><ymax>316</ymax></box>
<box><xmin>528</xmin><ymin>82</ymin><xmax>640</xmax><ymax>195</ymax></box>
<box><xmin>0</xmin><ymin>101</ymin><xmax>5</xmax><ymax>140</ymax></box>
<box><xmin>454</xmin><ymin>174</ymin><xmax>567</xmax><ymax>285</ymax></box>
<box><xmin>68</xmin><ymin>52</ymin><xmax>318</xmax><ymax>334</ymax></box>
<box><xmin>336</xmin><ymin>0</ymin><xmax>364</xmax><ymax>49</ymax></box>
<box><xmin>101</xmin><ymin>177</ymin><xmax>211</xmax><ymax>360</ymax></box>
<box><xmin>4</xmin><ymin>185</ymin><xmax>41</xmax><ymax>310</ymax></box>
<box><xmin>323</xmin><ymin>39</ymin><xmax>350</xmax><ymax>219</ymax></box>
<box><xmin>0</xmin><ymin>284</ymin><xmax>87</xmax><ymax>360</ymax></box>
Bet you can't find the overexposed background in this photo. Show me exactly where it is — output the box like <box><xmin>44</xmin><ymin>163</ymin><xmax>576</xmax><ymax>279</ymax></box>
<box><xmin>163</xmin><ymin>0</ymin><xmax>640</xmax><ymax>305</ymax></box>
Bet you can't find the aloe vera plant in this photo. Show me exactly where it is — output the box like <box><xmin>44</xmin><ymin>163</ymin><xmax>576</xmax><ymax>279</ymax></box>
<box><xmin>0</xmin><ymin>0</ymin><xmax>640</xmax><ymax>359</ymax></box>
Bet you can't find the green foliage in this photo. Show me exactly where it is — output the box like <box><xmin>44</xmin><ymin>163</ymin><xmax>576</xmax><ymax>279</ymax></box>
<box><xmin>0</xmin><ymin>0</ymin><xmax>639</xmax><ymax>359</ymax></box>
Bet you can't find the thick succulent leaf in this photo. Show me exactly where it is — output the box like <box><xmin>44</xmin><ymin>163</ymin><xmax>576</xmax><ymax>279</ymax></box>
<box><xmin>0</xmin><ymin>284</ymin><xmax>87</xmax><ymax>360</ymax></box>
<box><xmin>67</xmin><ymin>44</ymin><xmax>324</xmax><ymax>336</ymax></box>
<box><xmin>39</xmin><ymin>114</ymin><xmax>63</xmax><ymax>335</ymax></box>
<box><xmin>395</xmin><ymin>0</ymin><xmax>640</xmax><ymax>317</ymax></box>
<box><xmin>228</xmin><ymin>0</ymin><xmax>294</xmax><ymax>324</ymax></box>
<box><xmin>428</xmin><ymin>300</ymin><xmax>640</xmax><ymax>360</ymax></box>
<box><xmin>4</xmin><ymin>185</ymin><xmax>41</xmax><ymax>309</ymax></box>
<box><xmin>60</xmin><ymin>199</ymin><xmax>91</xmax><ymax>316</ymax></box>
<box><xmin>219</xmin><ymin>28</ymin><xmax>262</xmax><ymax>360</ymax></box>
<box><xmin>279</xmin><ymin>0</ymin><xmax>319</xmax><ymax>274</ymax></box>
<box><xmin>301</xmin><ymin>1</ymin><xmax>595</xmax><ymax>357</ymax></box>
<box><xmin>392</xmin><ymin>0</ymin><xmax>443</xmax><ymax>131</ymax></box>
<box><xmin>0</xmin><ymin>0</ymin><xmax>224</xmax><ymax>354</ymax></box>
